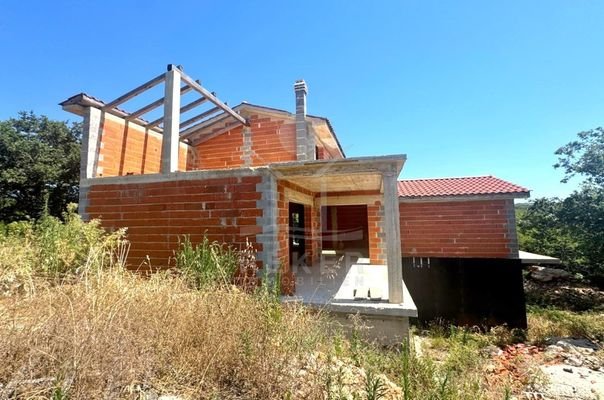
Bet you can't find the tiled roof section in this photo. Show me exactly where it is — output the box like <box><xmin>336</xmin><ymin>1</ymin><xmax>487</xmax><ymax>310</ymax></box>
<box><xmin>398</xmin><ymin>176</ymin><xmax>530</xmax><ymax>198</ymax></box>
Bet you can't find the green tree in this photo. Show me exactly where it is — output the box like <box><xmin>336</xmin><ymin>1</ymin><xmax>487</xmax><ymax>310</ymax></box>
<box><xmin>0</xmin><ymin>112</ymin><xmax>81</xmax><ymax>222</ymax></box>
<box><xmin>519</xmin><ymin>126</ymin><xmax>604</xmax><ymax>285</ymax></box>
<box><xmin>517</xmin><ymin>198</ymin><xmax>582</xmax><ymax>267</ymax></box>
<box><xmin>555</xmin><ymin>127</ymin><xmax>604</xmax><ymax>187</ymax></box>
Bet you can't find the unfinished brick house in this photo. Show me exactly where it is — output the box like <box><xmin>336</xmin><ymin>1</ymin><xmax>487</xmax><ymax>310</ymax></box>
<box><xmin>61</xmin><ymin>65</ymin><xmax>530</xmax><ymax>339</ymax></box>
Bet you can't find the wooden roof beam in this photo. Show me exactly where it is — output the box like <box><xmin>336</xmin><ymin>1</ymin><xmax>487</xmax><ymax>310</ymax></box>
<box><xmin>102</xmin><ymin>73</ymin><xmax>165</xmax><ymax>110</ymax></box>
<box><xmin>179</xmin><ymin>72</ymin><xmax>248</xmax><ymax>126</ymax></box>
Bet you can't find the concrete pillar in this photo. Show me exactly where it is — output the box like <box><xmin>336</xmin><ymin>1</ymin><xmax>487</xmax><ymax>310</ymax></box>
<box><xmin>80</xmin><ymin>107</ymin><xmax>102</xmax><ymax>180</ymax></box>
<box><xmin>78</xmin><ymin>106</ymin><xmax>102</xmax><ymax>218</ymax></box>
<box><xmin>161</xmin><ymin>66</ymin><xmax>182</xmax><ymax>174</ymax></box>
<box><xmin>383</xmin><ymin>170</ymin><xmax>404</xmax><ymax>304</ymax></box>
<box><xmin>295</xmin><ymin>80</ymin><xmax>314</xmax><ymax>161</ymax></box>
<box><xmin>241</xmin><ymin>125</ymin><xmax>252</xmax><ymax>166</ymax></box>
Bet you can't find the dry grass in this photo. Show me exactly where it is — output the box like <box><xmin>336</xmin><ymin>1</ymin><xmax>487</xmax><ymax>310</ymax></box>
<box><xmin>4</xmin><ymin>210</ymin><xmax>593</xmax><ymax>399</ymax></box>
<box><xmin>527</xmin><ymin>306</ymin><xmax>604</xmax><ymax>345</ymax></box>
<box><xmin>0</xmin><ymin>271</ymin><xmax>328</xmax><ymax>399</ymax></box>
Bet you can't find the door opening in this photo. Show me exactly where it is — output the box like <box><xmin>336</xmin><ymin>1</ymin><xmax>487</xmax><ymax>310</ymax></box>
<box><xmin>289</xmin><ymin>202</ymin><xmax>306</xmax><ymax>267</ymax></box>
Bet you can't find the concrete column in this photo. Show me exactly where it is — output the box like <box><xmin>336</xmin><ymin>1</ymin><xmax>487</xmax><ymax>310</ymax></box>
<box><xmin>383</xmin><ymin>170</ymin><xmax>404</xmax><ymax>304</ymax></box>
<box><xmin>294</xmin><ymin>80</ymin><xmax>312</xmax><ymax>161</ymax></box>
<box><xmin>78</xmin><ymin>106</ymin><xmax>102</xmax><ymax>219</ymax></box>
<box><xmin>161</xmin><ymin>66</ymin><xmax>182</xmax><ymax>174</ymax></box>
<box><xmin>80</xmin><ymin>107</ymin><xmax>102</xmax><ymax>179</ymax></box>
<box><xmin>241</xmin><ymin>126</ymin><xmax>252</xmax><ymax>166</ymax></box>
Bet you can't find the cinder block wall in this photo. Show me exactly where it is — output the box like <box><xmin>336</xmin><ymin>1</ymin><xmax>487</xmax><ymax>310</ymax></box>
<box><xmin>84</xmin><ymin>175</ymin><xmax>265</xmax><ymax>269</ymax></box>
<box><xmin>97</xmin><ymin>114</ymin><xmax>192</xmax><ymax>176</ymax></box>
<box><xmin>399</xmin><ymin>199</ymin><xmax>518</xmax><ymax>258</ymax></box>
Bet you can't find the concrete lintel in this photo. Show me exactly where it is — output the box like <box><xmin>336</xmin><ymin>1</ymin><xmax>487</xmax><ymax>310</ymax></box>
<box><xmin>80</xmin><ymin>166</ymin><xmax>270</xmax><ymax>188</ymax></box>
<box><xmin>271</xmin><ymin>154</ymin><xmax>406</xmax><ymax>177</ymax></box>
<box><xmin>315</xmin><ymin>194</ymin><xmax>382</xmax><ymax>206</ymax></box>
<box><xmin>284</xmin><ymin>187</ymin><xmax>314</xmax><ymax>206</ymax></box>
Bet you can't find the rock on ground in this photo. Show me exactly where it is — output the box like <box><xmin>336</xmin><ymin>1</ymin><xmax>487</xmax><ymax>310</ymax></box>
<box><xmin>538</xmin><ymin>365</ymin><xmax>604</xmax><ymax>400</ymax></box>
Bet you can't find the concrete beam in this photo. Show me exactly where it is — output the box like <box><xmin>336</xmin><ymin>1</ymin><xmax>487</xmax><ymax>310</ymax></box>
<box><xmin>161</xmin><ymin>68</ymin><xmax>182</xmax><ymax>174</ymax></box>
<box><xmin>383</xmin><ymin>170</ymin><xmax>404</xmax><ymax>304</ymax></box>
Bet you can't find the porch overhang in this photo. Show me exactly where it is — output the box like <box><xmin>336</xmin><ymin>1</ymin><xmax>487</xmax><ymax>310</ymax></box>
<box><xmin>269</xmin><ymin>154</ymin><xmax>406</xmax><ymax>194</ymax></box>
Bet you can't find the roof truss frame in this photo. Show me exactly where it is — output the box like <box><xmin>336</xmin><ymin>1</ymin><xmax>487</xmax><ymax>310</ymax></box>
<box><xmin>99</xmin><ymin>64</ymin><xmax>248</xmax><ymax>137</ymax></box>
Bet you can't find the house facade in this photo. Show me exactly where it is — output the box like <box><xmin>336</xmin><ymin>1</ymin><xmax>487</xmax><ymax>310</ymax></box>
<box><xmin>61</xmin><ymin>65</ymin><xmax>529</xmax><ymax>334</ymax></box>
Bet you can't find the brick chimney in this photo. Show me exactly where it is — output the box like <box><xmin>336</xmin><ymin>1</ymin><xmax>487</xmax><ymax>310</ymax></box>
<box><xmin>294</xmin><ymin>80</ymin><xmax>315</xmax><ymax>161</ymax></box>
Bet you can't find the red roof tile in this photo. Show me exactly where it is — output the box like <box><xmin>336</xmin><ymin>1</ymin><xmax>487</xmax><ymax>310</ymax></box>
<box><xmin>398</xmin><ymin>176</ymin><xmax>529</xmax><ymax>198</ymax></box>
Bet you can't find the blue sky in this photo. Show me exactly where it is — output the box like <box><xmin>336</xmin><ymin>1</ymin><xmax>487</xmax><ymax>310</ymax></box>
<box><xmin>1</xmin><ymin>1</ymin><xmax>602</xmax><ymax>199</ymax></box>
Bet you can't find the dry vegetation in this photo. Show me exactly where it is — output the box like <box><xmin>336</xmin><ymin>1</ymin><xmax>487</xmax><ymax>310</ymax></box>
<box><xmin>0</xmin><ymin>210</ymin><xmax>602</xmax><ymax>399</ymax></box>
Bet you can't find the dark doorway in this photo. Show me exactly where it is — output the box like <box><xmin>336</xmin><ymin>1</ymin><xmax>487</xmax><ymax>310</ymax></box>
<box><xmin>289</xmin><ymin>202</ymin><xmax>306</xmax><ymax>267</ymax></box>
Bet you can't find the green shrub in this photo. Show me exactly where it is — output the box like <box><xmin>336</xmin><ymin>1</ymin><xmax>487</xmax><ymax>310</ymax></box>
<box><xmin>0</xmin><ymin>204</ymin><xmax>127</xmax><ymax>292</ymax></box>
<box><xmin>175</xmin><ymin>235</ymin><xmax>239</xmax><ymax>290</ymax></box>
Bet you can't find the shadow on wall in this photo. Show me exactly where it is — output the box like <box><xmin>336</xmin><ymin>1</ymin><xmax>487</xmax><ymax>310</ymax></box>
<box><xmin>402</xmin><ymin>257</ymin><xmax>527</xmax><ymax>329</ymax></box>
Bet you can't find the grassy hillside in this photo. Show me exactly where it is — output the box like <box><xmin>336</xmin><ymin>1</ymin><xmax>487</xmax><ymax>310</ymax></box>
<box><xmin>0</xmin><ymin>211</ymin><xmax>601</xmax><ymax>399</ymax></box>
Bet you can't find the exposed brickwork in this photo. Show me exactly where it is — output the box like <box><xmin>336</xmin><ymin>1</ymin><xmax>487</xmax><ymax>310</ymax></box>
<box><xmin>249</xmin><ymin>116</ymin><xmax>297</xmax><ymax>165</ymax></box>
<box><xmin>194</xmin><ymin>126</ymin><xmax>244</xmax><ymax>169</ymax></box>
<box><xmin>367</xmin><ymin>201</ymin><xmax>386</xmax><ymax>264</ymax></box>
<box><xmin>399</xmin><ymin>199</ymin><xmax>517</xmax><ymax>258</ymax></box>
<box><xmin>97</xmin><ymin>116</ymin><xmax>191</xmax><ymax>176</ymax></box>
<box><xmin>84</xmin><ymin>176</ymin><xmax>264</xmax><ymax>269</ymax></box>
<box><xmin>316</xmin><ymin>144</ymin><xmax>339</xmax><ymax>160</ymax></box>
<box><xmin>276</xmin><ymin>180</ymin><xmax>321</xmax><ymax>268</ymax></box>
<box><xmin>323</xmin><ymin>205</ymin><xmax>369</xmax><ymax>252</ymax></box>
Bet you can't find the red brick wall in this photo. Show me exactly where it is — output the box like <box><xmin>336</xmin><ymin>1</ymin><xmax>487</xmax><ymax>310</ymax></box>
<box><xmin>276</xmin><ymin>180</ymin><xmax>320</xmax><ymax>268</ymax></box>
<box><xmin>323</xmin><ymin>205</ymin><xmax>369</xmax><ymax>252</ymax></box>
<box><xmin>249</xmin><ymin>116</ymin><xmax>297</xmax><ymax>165</ymax></box>
<box><xmin>368</xmin><ymin>201</ymin><xmax>386</xmax><ymax>264</ymax></box>
<box><xmin>98</xmin><ymin>116</ymin><xmax>191</xmax><ymax>177</ymax></box>
<box><xmin>194</xmin><ymin>126</ymin><xmax>244</xmax><ymax>169</ymax></box>
<box><xmin>399</xmin><ymin>199</ymin><xmax>516</xmax><ymax>258</ymax></box>
<box><xmin>84</xmin><ymin>176</ymin><xmax>263</xmax><ymax>269</ymax></box>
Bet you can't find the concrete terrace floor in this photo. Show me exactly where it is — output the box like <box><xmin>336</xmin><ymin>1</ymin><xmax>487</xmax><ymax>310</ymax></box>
<box><xmin>282</xmin><ymin>252</ymin><xmax>417</xmax><ymax>318</ymax></box>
